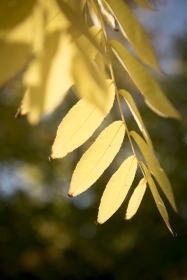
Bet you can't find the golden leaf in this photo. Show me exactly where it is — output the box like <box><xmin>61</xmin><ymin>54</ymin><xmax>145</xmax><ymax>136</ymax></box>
<box><xmin>97</xmin><ymin>155</ymin><xmax>137</xmax><ymax>223</ymax></box>
<box><xmin>130</xmin><ymin>131</ymin><xmax>177</xmax><ymax>212</ymax></box>
<box><xmin>110</xmin><ymin>40</ymin><xmax>181</xmax><ymax>119</ymax></box>
<box><xmin>51</xmin><ymin>79</ymin><xmax>115</xmax><ymax>159</ymax></box>
<box><xmin>141</xmin><ymin>162</ymin><xmax>174</xmax><ymax>235</ymax></box>
<box><xmin>105</xmin><ymin>0</ymin><xmax>160</xmax><ymax>70</ymax></box>
<box><xmin>125</xmin><ymin>178</ymin><xmax>146</xmax><ymax>220</ymax></box>
<box><xmin>69</xmin><ymin>121</ymin><xmax>125</xmax><ymax>197</ymax></box>
<box><xmin>119</xmin><ymin>89</ymin><xmax>153</xmax><ymax>149</ymax></box>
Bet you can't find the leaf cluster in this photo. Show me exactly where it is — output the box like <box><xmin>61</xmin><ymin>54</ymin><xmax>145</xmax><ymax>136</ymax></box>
<box><xmin>0</xmin><ymin>0</ymin><xmax>181</xmax><ymax>233</ymax></box>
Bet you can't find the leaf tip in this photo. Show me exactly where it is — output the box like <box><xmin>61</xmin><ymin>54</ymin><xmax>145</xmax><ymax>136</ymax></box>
<box><xmin>68</xmin><ymin>193</ymin><xmax>73</xmax><ymax>198</ymax></box>
<box><xmin>15</xmin><ymin>108</ymin><xmax>21</xmax><ymax>119</ymax></box>
<box><xmin>48</xmin><ymin>155</ymin><xmax>53</xmax><ymax>161</ymax></box>
<box><xmin>94</xmin><ymin>220</ymin><xmax>100</xmax><ymax>225</ymax></box>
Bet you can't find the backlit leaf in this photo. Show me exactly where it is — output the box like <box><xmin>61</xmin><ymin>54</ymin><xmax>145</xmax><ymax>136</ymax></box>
<box><xmin>98</xmin><ymin>0</ymin><xmax>118</xmax><ymax>31</ymax></box>
<box><xmin>119</xmin><ymin>89</ymin><xmax>153</xmax><ymax>149</ymax></box>
<box><xmin>51</xmin><ymin>79</ymin><xmax>115</xmax><ymax>159</ymax></box>
<box><xmin>75</xmin><ymin>26</ymin><xmax>101</xmax><ymax>61</ymax></box>
<box><xmin>69</xmin><ymin>121</ymin><xmax>125</xmax><ymax>197</ymax></box>
<box><xmin>141</xmin><ymin>162</ymin><xmax>173</xmax><ymax>235</ymax></box>
<box><xmin>130</xmin><ymin>131</ymin><xmax>177</xmax><ymax>212</ymax></box>
<box><xmin>56</xmin><ymin>0</ymin><xmax>103</xmax><ymax>56</ymax></box>
<box><xmin>72</xmin><ymin>53</ymin><xmax>107</xmax><ymax>111</ymax></box>
<box><xmin>97</xmin><ymin>155</ymin><xmax>137</xmax><ymax>224</ymax></box>
<box><xmin>23</xmin><ymin>31</ymin><xmax>74</xmax><ymax>124</ymax></box>
<box><xmin>125</xmin><ymin>178</ymin><xmax>146</xmax><ymax>220</ymax></box>
<box><xmin>105</xmin><ymin>0</ymin><xmax>159</xmax><ymax>70</ymax></box>
<box><xmin>110</xmin><ymin>40</ymin><xmax>181</xmax><ymax>119</ymax></box>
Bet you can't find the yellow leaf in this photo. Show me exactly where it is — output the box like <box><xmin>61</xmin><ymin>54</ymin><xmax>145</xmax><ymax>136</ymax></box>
<box><xmin>0</xmin><ymin>0</ymin><xmax>36</xmax><ymax>30</ymax></box>
<box><xmin>94</xmin><ymin>53</ymin><xmax>106</xmax><ymax>78</ymax></box>
<box><xmin>125</xmin><ymin>178</ymin><xmax>146</xmax><ymax>220</ymax></box>
<box><xmin>98</xmin><ymin>0</ymin><xmax>118</xmax><ymax>31</ymax></box>
<box><xmin>56</xmin><ymin>0</ymin><xmax>102</xmax><ymax>56</ymax></box>
<box><xmin>97</xmin><ymin>155</ymin><xmax>137</xmax><ymax>224</ymax></box>
<box><xmin>141</xmin><ymin>162</ymin><xmax>173</xmax><ymax>235</ymax></box>
<box><xmin>87</xmin><ymin>0</ymin><xmax>101</xmax><ymax>29</ymax></box>
<box><xmin>105</xmin><ymin>0</ymin><xmax>160</xmax><ymax>70</ymax></box>
<box><xmin>72</xmin><ymin>53</ymin><xmax>107</xmax><ymax>111</ymax></box>
<box><xmin>45</xmin><ymin>0</ymin><xmax>70</xmax><ymax>33</ymax></box>
<box><xmin>119</xmin><ymin>89</ymin><xmax>153</xmax><ymax>149</ymax></box>
<box><xmin>23</xmin><ymin>31</ymin><xmax>74</xmax><ymax>124</ymax></box>
<box><xmin>0</xmin><ymin>41</ymin><xmax>31</xmax><ymax>87</ymax></box>
<box><xmin>132</xmin><ymin>0</ymin><xmax>152</xmax><ymax>9</ymax></box>
<box><xmin>110</xmin><ymin>40</ymin><xmax>181</xmax><ymax>119</ymax></box>
<box><xmin>75</xmin><ymin>26</ymin><xmax>101</xmax><ymax>61</ymax></box>
<box><xmin>130</xmin><ymin>131</ymin><xmax>177</xmax><ymax>212</ymax></box>
<box><xmin>51</xmin><ymin>79</ymin><xmax>115</xmax><ymax>159</ymax></box>
<box><xmin>69</xmin><ymin>121</ymin><xmax>125</xmax><ymax>197</ymax></box>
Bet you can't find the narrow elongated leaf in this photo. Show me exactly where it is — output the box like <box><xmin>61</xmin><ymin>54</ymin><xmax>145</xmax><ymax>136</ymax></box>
<box><xmin>132</xmin><ymin>0</ymin><xmax>152</xmax><ymax>9</ymax></box>
<box><xmin>105</xmin><ymin>0</ymin><xmax>159</xmax><ymax>70</ymax></box>
<box><xmin>98</xmin><ymin>0</ymin><xmax>118</xmax><ymax>31</ymax></box>
<box><xmin>141</xmin><ymin>162</ymin><xmax>173</xmax><ymax>235</ymax></box>
<box><xmin>51</xmin><ymin>79</ymin><xmax>115</xmax><ymax>159</ymax></box>
<box><xmin>69</xmin><ymin>121</ymin><xmax>125</xmax><ymax>197</ymax></box>
<box><xmin>119</xmin><ymin>89</ymin><xmax>153</xmax><ymax>149</ymax></box>
<box><xmin>97</xmin><ymin>155</ymin><xmax>137</xmax><ymax>224</ymax></box>
<box><xmin>130</xmin><ymin>131</ymin><xmax>177</xmax><ymax>212</ymax></box>
<box><xmin>110</xmin><ymin>40</ymin><xmax>181</xmax><ymax>119</ymax></box>
<box><xmin>125</xmin><ymin>178</ymin><xmax>147</xmax><ymax>220</ymax></box>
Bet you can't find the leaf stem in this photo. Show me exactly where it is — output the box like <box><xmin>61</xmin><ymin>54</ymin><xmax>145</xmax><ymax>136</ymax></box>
<box><xmin>94</xmin><ymin>0</ymin><xmax>145</xmax><ymax>176</ymax></box>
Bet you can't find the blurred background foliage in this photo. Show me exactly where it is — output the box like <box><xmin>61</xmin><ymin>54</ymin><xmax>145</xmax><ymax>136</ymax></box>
<box><xmin>0</xmin><ymin>0</ymin><xmax>187</xmax><ymax>279</ymax></box>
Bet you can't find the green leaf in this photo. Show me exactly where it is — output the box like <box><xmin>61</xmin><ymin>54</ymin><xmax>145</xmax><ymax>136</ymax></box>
<box><xmin>97</xmin><ymin>155</ymin><xmax>137</xmax><ymax>223</ymax></box>
<box><xmin>130</xmin><ymin>130</ymin><xmax>177</xmax><ymax>212</ymax></box>
<box><xmin>69</xmin><ymin>121</ymin><xmax>125</xmax><ymax>197</ymax></box>
<box><xmin>141</xmin><ymin>162</ymin><xmax>173</xmax><ymax>235</ymax></box>
<box><xmin>119</xmin><ymin>89</ymin><xmax>153</xmax><ymax>149</ymax></box>
<box><xmin>105</xmin><ymin>0</ymin><xmax>159</xmax><ymax>70</ymax></box>
<box><xmin>0</xmin><ymin>0</ymin><xmax>36</xmax><ymax>30</ymax></box>
<box><xmin>125</xmin><ymin>178</ymin><xmax>147</xmax><ymax>220</ymax></box>
<box><xmin>51</xmin><ymin>79</ymin><xmax>115</xmax><ymax>159</ymax></box>
<box><xmin>110</xmin><ymin>40</ymin><xmax>181</xmax><ymax>119</ymax></box>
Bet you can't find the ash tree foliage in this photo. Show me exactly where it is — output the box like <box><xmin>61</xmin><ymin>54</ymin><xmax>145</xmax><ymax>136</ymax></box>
<box><xmin>0</xmin><ymin>0</ymin><xmax>181</xmax><ymax>233</ymax></box>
